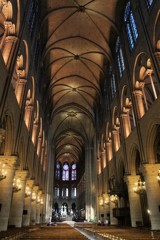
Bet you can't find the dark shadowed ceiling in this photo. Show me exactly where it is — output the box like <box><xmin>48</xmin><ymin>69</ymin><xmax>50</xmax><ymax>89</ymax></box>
<box><xmin>40</xmin><ymin>0</ymin><xmax>125</xmax><ymax>165</ymax></box>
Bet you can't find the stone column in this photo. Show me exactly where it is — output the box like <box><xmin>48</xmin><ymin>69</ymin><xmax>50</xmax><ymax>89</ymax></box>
<box><xmin>133</xmin><ymin>90</ymin><xmax>145</xmax><ymax>118</ymax></box>
<box><xmin>90</xmin><ymin>138</ymin><xmax>98</xmax><ymax>222</ymax></box>
<box><xmin>8</xmin><ymin>170</ymin><xmax>28</xmax><ymax>227</ymax></box>
<box><xmin>112</xmin><ymin>129</ymin><xmax>120</xmax><ymax>152</ymax></box>
<box><xmin>15</xmin><ymin>79</ymin><xmax>27</xmax><ymax>108</ymax></box>
<box><xmin>36</xmin><ymin>190</ymin><xmax>42</xmax><ymax>224</ymax></box>
<box><xmin>142</xmin><ymin>164</ymin><xmax>160</xmax><ymax>230</ymax></box>
<box><xmin>22</xmin><ymin>179</ymin><xmax>34</xmax><ymax>226</ymax></box>
<box><xmin>41</xmin><ymin>194</ymin><xmax>46</xmax><ymax>223</ymax></box>
<box><xmin>40</xmin><ymin>194</ymin><xmax>45</xmax><ymax>224</ymax></box>
<box><xmin>125</xmin><ymin>175</ymin><xmax>143</xmax><ymax>227</ymax></box>
<box><xmin>103</xmin><ymin>193</ymin><xmax>110</xmax><ymax>224</ymax></box>
<box><xmin>30</xmin><ymin>186</ymin><xmax>39</xmax><ymax>225</ymax></box>
<box><xmin>85</xmin><ymin>146</ymin><xmax>92</xmax><ymax>221</ymax></box>
<box><xmin>24</xmin><ymin>105</ymin><xmax>33</xmax><ymax>130</ymax></box>
<box><xmin>32</xmin><ymin>123</ymin><xmax>38</xmax><ymax>146</ymax></box>
<box><xmin>106</xmin><ymin>140</ymin><xmax>113</xmax><ymax>161</ymax></box>
<box><xmin>2</xmin><ymin>35</ymin><xmax>18</xmax><ymax>67</ymax></box>
<box><xmin>0</xmin><ymin>156</ymin><xmax>17</xmax><ymax>231</ymax></box>
<box><xmin>154</xmin><ymin>52</ymin><xmax>160</xmax><ymax>68</ymax></box>
<box><xmin>36</xmin><ymin>202</ymin><xmax>40</xmax><ymax>224</ymax></box>
<box><xmin>109</xmin><ymin>197</ymin><xmax>118</xmax><ymax>225</ymax></box>
<box><xmin>121</xmin><ymin>113</ymin><xmax>131</xmax><ymax>138</ymax></box>
<box><xmin>45</xmin><ymin>145</ymin><xmax>55</xmax><ymax>223</ymax></box>
<box><xmin>101</xmin><ymin>150</ymin><xmax>108</xmax><ymax>193</ymax></box>
<box><xmin>101</xmin><ymin>150</ymin><xmax>106</xmax><ymax>169</ymax></box>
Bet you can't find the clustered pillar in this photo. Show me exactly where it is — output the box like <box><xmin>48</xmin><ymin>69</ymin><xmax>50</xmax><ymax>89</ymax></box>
<box><xmin>0</xmin><ymin>157</ymin><xmax>46</xmax><ymax>231</ymax></box>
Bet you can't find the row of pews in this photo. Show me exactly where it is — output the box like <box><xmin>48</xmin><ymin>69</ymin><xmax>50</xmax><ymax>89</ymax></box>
<box><xmin>0</xmin><ymin>225</ymin><xmax>40</xmax><ymax>240</ymax></box>
<box><xmin>19</xmin><ymin>223</ymin><xmax>89</xmax><ymax>239</ymax></box>
<box><xmin>75</xmin><ymin>223</ymin><xmax>160</xmax><ymax>240</ymax></box>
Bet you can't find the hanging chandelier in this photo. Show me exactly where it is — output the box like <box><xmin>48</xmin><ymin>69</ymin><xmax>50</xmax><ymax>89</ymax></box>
<box><xmin>25</xmin><ymin>186</ymin><xmax>31</xmax><ymax>197</ymax></box>
<box><xmin>13</xmin><ymin>178</ymin><xmax>22</xmax><ymax>192</ymax></box>
<box><xmin>133</xmin><ymin>179</ymin><xmax>146</xmax><ymax>194</ymax></box>
<box><xmin>110</xmin><ymin>194</ymin><xmax>118</xmax><ymax>204</ymax></box>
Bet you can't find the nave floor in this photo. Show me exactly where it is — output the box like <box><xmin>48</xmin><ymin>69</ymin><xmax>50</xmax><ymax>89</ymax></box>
<box><xmin>1</xmin><ymin>222</ymin><xmax>160</xmax><ymax>240</ymax></box>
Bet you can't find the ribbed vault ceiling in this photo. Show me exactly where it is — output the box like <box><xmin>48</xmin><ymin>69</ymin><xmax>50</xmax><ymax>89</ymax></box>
<box><xmin>40</xmin><ymin>0</ymin><xmax>123</xmax><ymax>165</ymax></box>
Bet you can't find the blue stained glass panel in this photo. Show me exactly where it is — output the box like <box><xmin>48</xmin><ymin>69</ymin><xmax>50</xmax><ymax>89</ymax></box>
<box><xmin>124</xmin><ymin>1</ymin><xmax>138</xmax><ymax>50</ymax></box>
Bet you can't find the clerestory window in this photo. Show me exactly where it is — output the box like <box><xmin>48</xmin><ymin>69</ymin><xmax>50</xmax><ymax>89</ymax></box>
<box><xmin>124</xmin><ymin>1</ymin><xmax>138</xmax><ymax>50</ymax></box>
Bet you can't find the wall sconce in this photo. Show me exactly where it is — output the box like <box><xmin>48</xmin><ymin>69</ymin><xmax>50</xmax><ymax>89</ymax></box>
<box><xmin>157</xmin><ymin>169</ymin><xmax>160</xmax><ymax>182</ymax></box>
<box><xmin>133</xmin><ymin>179</ymin><xmax>146</xmax><ymax>194</ymax></box>
<box><xmin>110</xmin><ymin>194</ymin><xmax>118</xmax><ymax>204</ymax></box>
<box><xmin>32</xmin><ymin>192</ymin><xmax>36</xmax><ymax>201</ymax></box>
<box><xmin>37</xmin><ymin>196</ymin><xmax>41</xmax><ymax>203</ymax></box>
<box><xmin>103</xmin><ymin>194</ymin><xmax>109</xmax><ymax>205</ymax></box>
<box><xmin>13</xmin><ymin>178</ymin><xmax>21</xmax><ymax>192</ymax></box>
<box><xmin>0</xmin><ymin>162</ymin><xmax>7</xmax><ymax>181</ymax></box>
<box><xmin>99</xmin><ymin>197</ymin><xmax>103</xmax><ymax>206</ymax></box>
<box><xmin>25</xmin><ymin>186</ymin><xmax>31</xmax><ymax>197</ymax></box>
<box><xmin>40</xmin><ymin>198</ymin><xmax>44</xmax><ymax>205</ymax></box>
<box><xmin>147</xmin><ymin>209</ymin><xmax>151</xmax><ymax>215</ymax></box>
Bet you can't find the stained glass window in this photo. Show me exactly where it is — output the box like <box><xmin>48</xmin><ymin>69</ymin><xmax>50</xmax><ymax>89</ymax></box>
<box><xmin>109</xmin><ymin>65</ymin><xmax>116</xmax><ymax>98</ymax></box>
<box><xmin>146</xmin><ymin>0</ymin><xmax>153</xmax><ymax>8</ymax></box>
<box><xmin>27</xmin><ymin>0</ymin><xmax>39</xmax><ymax>39</ymax></box>
<box><xmin>62</xmin><ymin>187</ymin><xmax>68</xmax><ymax>198</ymax></box>
<box><xmin>54</xmin><ymin>187</ymin><xmax>59</xmax><ymax>198</ymax></box>
<box><xmin>71</xmin><ymin>163</ymin><xmax>76</xmax><ymax>180</ymax></box>
<box><xmin>71</xmin><ymin>187</ymin><xmax>77</xmax><ymax>198</ymax></box>
<box><xmin>115</xmin><ymin>37</ymin><xmax>125</xmax><ymax>78</ymax></box>
<box><xmin>55</xmin><ymin>163</ymin><xmax>61</xmax><ymax>180</ymax></box>
<box><xmin>62</xmin><ymin>163</ymin><xmax>69</xmax><ymax>181</ymax></box>
<box><xmin>124</xmin><ymin>2</ymin><xmax>138</xmax><ymax>50</ymax></box>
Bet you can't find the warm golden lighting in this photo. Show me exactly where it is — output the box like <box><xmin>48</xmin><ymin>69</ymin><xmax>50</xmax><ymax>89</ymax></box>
<box><xmin>103</xmin><ymin>194</ymin><xmax>109</xmax><ymax>205</ymax></box>
<box><xmin>99</xmin><ymin>196</ymin><xmax>103</xmax><ymax>206</ymax></box>
<box><xmin>40</xmin><ymin>198</ymin><xmax>44</xmax><ymax>205</ymax></box>
<box><xmin>157</xmin><ymin>169</ymin><xmax>160</xmax><ymax>182</ymax></box>
<box><xmin>110</xmin><ymin>194</ymin><xmax>118</xmax><ymax>204</ymax></box>
<box><xmin>25</xmin><ymin>186</ymin><xmax>31</xmax><ymax>197</ymax></box>
<box><xmin>32</xmin><ymin>192</ymin><xmax>36</xmax><ymax>201</ymax></box>
<box><xmin>37</xmin><ymin>196</ymin><xmax>41</xmax><ymax>203</ymax></box>
<box><xmin>0</xmin><ymin>162</ymin><xmax>7</xmax><ymax>181</ymax></box>
<box><xmin>13</xmin><ymin>178</ymin><xmax>22</xmax><ymax>192</ymax></box>
<box><xmin>133</xmin><ymin>179</ymin><xmax>146</xmax><ymax>194</ymax></box>
<box><xmin>0</xmin><ymin>128</ymin><xmax>5</xmax><ymax>145</ymax></box>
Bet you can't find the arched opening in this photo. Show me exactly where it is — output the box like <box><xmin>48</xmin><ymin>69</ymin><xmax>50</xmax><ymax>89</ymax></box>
<box><xmin>133</xmin><ymin>54</ymin><xmax>159</xmax><ymax>118</ymax></box>
<box><xmin>153</xmin><ymin>125</ymin><xmax>160</xmax><ymax>164</ymax></box>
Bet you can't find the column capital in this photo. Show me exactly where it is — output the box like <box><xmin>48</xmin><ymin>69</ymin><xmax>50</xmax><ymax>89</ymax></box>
<box><xmin>101</xmin><ymin>149</ymin><xmax>106</xmax><ymax>155</ymax></box>
<box><xmin>25</xmin><ymin>104</ymin><xmax>33</xmax><ymax>110</ymax></box>
<box><xmin>133</xmin><ymin>89</ymin><xmax>143</xmax><ymax>96</ymax></box>
<box><xmin>33</xmin><ymin>185</ymin><xmax>39</xmax><ymax>193</ymax></box>
<box><xmin>142</xmin><ymin>164</ymin><xmax>160</xmax><ymax>177</ymax></box>
<box><xmin>26</xmin><ymin>179</ymin><xmax>34</xmax><ymax>188</ymax></box>
<box><xmin>0</xmin><ymin>155</ymin><xmax>17</xmax><ymax>168</ymax></box>
<box><xmin>38</xmin><ymin>190</ymin><xmax>42</xmax><ymax>196</ymax></box>
<box><xmin>124</xmin><ymin>175</ymin><xmax>140</xmax><ymax>185</ymax></box>
<box><xmin>121</xmin><ymin>113</ymin><xmax>128</xmax><ymax>118</ymax></box>
<box><xmin>18</xmin><ymin>78</ymin><xmax>27</xmax><ymax>84</ymax></box>
<box><xmin>15</xmin><ymin>170</ymin><xmax>28</xmax><ymax>180</ymax></box>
